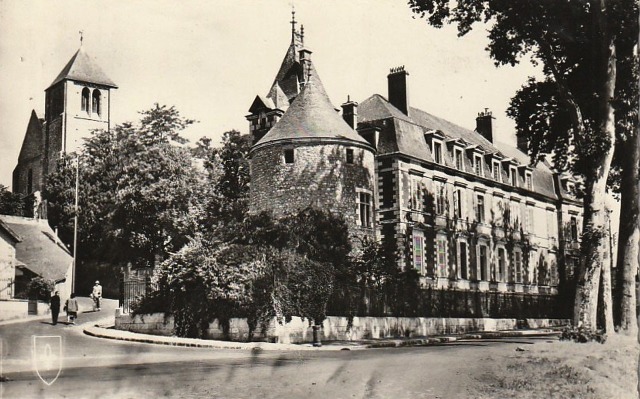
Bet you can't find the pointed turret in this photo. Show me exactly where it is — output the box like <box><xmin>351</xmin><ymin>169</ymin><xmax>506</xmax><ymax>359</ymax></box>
<box><xmin>248</xmin><ymin>17</ymin><xmax>376</xmax><ymax>241</ymax></box>
<box><xmin>254</xmin><ymin>63</ymin><xmax>370</xmax><ymax>149</ymax></box>
<box><xmin>246</xmin><ymin>10</ymin><xmax>307</xmax><ymax>144</ymax></box>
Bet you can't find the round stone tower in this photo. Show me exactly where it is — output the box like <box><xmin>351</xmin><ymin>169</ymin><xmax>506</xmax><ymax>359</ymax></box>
<box><xmin>249</xmin><ymin>48</ymin><xmax>376</xmax><ymax>238</ymax></box>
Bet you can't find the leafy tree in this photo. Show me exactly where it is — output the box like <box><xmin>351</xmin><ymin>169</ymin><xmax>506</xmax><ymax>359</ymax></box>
<box><xmin>44</xmin><ymin>104</ymin><xmax>205</xmax><ymax>269</ymax></box>
<box><xmin>150</xmin><ymin>237</ymin><xmax>261</xmax><ymax>338</ymax></box>
<box><xmin>140</xmin><ymin>207</ymin><xmax>353</xmax><ymax>339</ymax></box>
<box><xmin>27</xmin><ymin>277</ymin><xmax>55</xmax><ymax>302</ymax></box>
<box><xmin>0</xmin><ymin>184</ymin><xmax>26</xmax><ymax>216</ymax></box>
<box><xmin>408</xmin><ymin>0</ymin><xmax>638</xmax><ymax>333</ymax></box>
<box><xmin>196</xmin><ymin>130</ymin><xmax>251</xmax><ymax>230</ymax></box>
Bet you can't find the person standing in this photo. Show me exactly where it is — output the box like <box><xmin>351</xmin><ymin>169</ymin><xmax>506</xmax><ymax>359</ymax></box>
<box><xmin>50</xmin><ymin>291</ymin><xmax>61</xmax><ymax>325</ymax></box>
<box><xmin>92</xmin><ymin>280</ymin><xmax>103</xmax><ymax>311</ymax></box>
<box><xmin>65</xmin><ymin>293</ymin><xmax>79</xmax><ymax>324</ymax></box>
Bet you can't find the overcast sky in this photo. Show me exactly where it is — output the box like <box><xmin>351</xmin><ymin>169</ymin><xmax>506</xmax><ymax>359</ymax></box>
<box><xmin>0</xmin><ymin>0</ymin><xmax>543</xmax><ymax>189</ymax></box>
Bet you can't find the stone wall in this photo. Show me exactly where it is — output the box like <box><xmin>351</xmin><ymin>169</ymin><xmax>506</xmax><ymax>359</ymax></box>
<box><xmin>250</xmin><ymin>141</ymin><xmax>376</xmax><ymax>238</ymax></box>
<box><xmin>115</xmin><ymin>311</ymin><xmax>569</xmax><ymax>344</ymax></box>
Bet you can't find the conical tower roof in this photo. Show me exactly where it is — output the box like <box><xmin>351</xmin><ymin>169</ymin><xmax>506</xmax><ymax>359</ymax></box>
<box><xmin>254</xmin><ymin>63</ymin><xmax>370</xmax><ymax>149</ymax></box>
<box><xmin>48</xmin><ymin>47</ymin><xmax>117</xmax><ymax>90</ymax></box>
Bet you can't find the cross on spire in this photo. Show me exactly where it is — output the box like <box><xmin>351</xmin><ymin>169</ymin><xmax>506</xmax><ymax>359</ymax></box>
<box><xmin>79</xmin><ymin>30</ymin><xmax>84</xmax><ymax>46</ymax></box>
<box><xmin>290</xmin><ymin>6</ymin><xmax>297</xmax><ymax>43</ymax></box>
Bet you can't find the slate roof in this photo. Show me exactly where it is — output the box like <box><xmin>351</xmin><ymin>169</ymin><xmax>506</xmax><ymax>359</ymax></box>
<box><xmin>48</xmin><ymin>47</ymin><xmax>117</xmax><ymax>90</ymax></box>
<box><xmin>268</xmin><ymin>41</ymin><xmax>303</xmax><ymax>102</ymax></box>
<box><xmin>17</xmin><ymin>110</ymin><xmax>44</xmax><ymax>163</ymax></box>
<box><xmin>0</xmin><ymin>215</ymin><xmax>72</xmax><ymax>282</ymax></box>
<box><xmin>0</xmin><ymin>219</ymin><xmax>21</xmax><ymax>244</ymax></box>
<box><xmin>254</xmin><ymin>64</ymin><xmax>371</xmax><ymax>148</ymax></box>
<box><xmin>358</xmin><ymin>94</ymin><xmax>558</xmax><ymax>200</ymax></box>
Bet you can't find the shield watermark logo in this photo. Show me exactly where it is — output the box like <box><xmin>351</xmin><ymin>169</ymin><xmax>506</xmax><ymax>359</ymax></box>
<box><xmin>32</xmin><ymin>336</ymin><xmax>62</xmax><ymax>386</ymax></box>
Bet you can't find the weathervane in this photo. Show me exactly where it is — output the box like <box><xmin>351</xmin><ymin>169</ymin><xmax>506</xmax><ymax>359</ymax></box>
<box><xmin>79</xmin><ymin>30</ymin><xmax>84</xmax><ymax>46</ymax></box>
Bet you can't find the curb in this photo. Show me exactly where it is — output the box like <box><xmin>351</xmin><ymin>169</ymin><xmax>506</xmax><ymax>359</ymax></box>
<box><xmin>83</xmin><ymin>324</ymin><xmax>561</xmax><ymax>351</ymax></box>
<box><xmin>363</xmin><ymin>330</ymin><xmax>561</xmax><ymax>348</ymax></box>
<box><xmin>83</xmin><ymin>324</ymin><xmax>355</xmax><ymax>351</ymax></box>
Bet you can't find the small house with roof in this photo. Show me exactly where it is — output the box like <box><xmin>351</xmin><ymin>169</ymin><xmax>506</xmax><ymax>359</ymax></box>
<box><xmin>247</xmin><ymin>15</ymin><xmax>583</xmax><ymax>296</ymax></box>
<box><xmin>0</xmin><ymin>218</ymin><xmax>21</xmax><ymax>299</ymax></box>
<box><xmin>0</xmin><ymin>215</ymin><xmax>73</xmax><ymax>300</ymax></box>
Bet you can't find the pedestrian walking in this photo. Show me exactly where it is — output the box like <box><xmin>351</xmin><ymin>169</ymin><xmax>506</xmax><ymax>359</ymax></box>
<box><xmin>91</xmin><ymin>280</ymin><xmax>103</xmax><ymax>311</ymax></box>
<box><xmin>50</xmin><ymin>291</ymin><xmax>61</xmax><ymax>325</ymax></box>
<box><xmin>65</xmin><ymin>293</ymin><xmax>79</xmax><ymax>324</ymax></box>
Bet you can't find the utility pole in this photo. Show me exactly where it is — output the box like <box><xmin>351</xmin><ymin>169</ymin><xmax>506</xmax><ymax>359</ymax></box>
<box><xmin>72</xmin><ymin>154</ymin><xmax>79</xmax><ymax>294</ymax></box>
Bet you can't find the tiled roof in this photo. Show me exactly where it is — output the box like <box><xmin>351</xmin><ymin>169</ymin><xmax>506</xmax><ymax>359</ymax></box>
<box><xmin>0</xmin><ymin>215</ymin><xmax>72</xmax><ymax>282</ymax></box>
<box><xmin>254</xmin><ymin>64</ymin><xmax>370</xmax><ymax>148</ymax></box>
<box><xmin>48</xmin><ymin>47</ymin><xmax>117</xmax><ymax>89</ymax></box>
<box><xmin>358</xmin><ymin>94</ymin><xmax>557</xmax><ymax>199</ymax></box>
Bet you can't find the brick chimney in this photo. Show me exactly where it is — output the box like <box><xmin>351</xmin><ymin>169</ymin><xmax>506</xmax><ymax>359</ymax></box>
<box><xmin>341</xmin><ymin>96</ymin><xmax>358</xmax><ymax>129</ymax></box>
<box><xmin>475</xmin><ymin>108</ymin><xmax>494</xmax><ymax>143</ymax></box>
<box><xmin>516</xmin><ymin>131</ymin><xmax>528</xmax><ymax>153</ymax></box>
<box><xmin>298</xmin><ymin>48</ymin><xmax>313</xmax><ymax>87</ymax></box>
<box><xmin>388</xmin><ymin>66</ymin><xmax>410</xmax><ymax>116</ymax></box>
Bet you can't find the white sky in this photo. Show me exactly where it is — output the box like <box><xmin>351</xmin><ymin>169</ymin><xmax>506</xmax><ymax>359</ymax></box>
<box><xmin>0</xmin><ymin>0</ymin><xmax>543</xmax><ymax>189</ymax></box>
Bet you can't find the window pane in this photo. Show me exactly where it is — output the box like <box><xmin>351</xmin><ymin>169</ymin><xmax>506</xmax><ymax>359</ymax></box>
<box><xmin>459</xmin><ymin>242</ymin><xmax>467</xmax><ymax>280</ymax></box>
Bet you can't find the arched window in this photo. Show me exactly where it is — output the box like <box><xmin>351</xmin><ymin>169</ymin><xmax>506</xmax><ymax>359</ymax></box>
<box><xmin>81</xmin><ymin>87</ymin><xmax>90</xmax><ymax>113</ymax></box>
<box><xmin>92</xmin><ymin>89</ymin><xmax>101</xmax><ymax>116</ymax></box>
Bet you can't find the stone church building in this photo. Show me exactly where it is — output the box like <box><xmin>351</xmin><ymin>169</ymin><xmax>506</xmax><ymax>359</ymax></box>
<box><xmin>12</xmin><ymin>45</ymin><xmax>117</xmax><ymax>200</ymax></box>
<box><xmin>246</xmin><ymin>18</ymin><xmax>583</xmax><ymax>295</ymax></box>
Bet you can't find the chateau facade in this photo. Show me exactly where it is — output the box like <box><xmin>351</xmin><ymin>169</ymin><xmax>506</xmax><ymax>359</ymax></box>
<box><xmin>247</xmin><ymin>19</ymin><xmax>583</xmax><ymax>295</ymax></box>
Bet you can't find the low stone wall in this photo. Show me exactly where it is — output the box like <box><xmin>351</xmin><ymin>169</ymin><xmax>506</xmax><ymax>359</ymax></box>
<box><xmin>114</xmin><ymin>310</ymin><xmax>570</xmax><ymax>344</ymax></box>
<box><xmin>0</xmin><ymin>300</ymin><xmax>51</xmax><ymax>322</ymax></box>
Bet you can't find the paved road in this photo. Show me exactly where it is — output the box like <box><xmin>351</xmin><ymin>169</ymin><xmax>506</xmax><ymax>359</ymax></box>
<box><xmin>0</xmin><ymin>299</ymin><xmax>556</xmax><ymax>399</ymax></box>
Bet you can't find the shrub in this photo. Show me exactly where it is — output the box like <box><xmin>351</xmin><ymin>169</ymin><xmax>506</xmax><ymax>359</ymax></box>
<box><xmin>560</xmin><ymin>326</ymin><xmax>607</xmax><ymax>344</ymax></box>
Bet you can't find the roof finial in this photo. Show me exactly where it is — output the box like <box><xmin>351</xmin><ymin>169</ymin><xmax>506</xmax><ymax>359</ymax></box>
<box><xmin>290</xmin><ymin>6</ymin><xmax>297</xmax><ymax>44</ymax></box>
<box><xmin>79</xmin><ymin>30</ymin><xmax>84</xmax><ymax>47</ymax></box>
<box><xmin>300</xmin><ymin>24</ymin><xmax>304</xmax><ymax>45</ymax></box>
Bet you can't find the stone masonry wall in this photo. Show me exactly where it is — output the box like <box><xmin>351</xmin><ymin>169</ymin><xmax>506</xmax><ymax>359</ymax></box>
<box><xmin>250</xmin><ymin>141</ymin><xmax>376</xmax><ymax>237</ymax></box>
<box><xmin>115</xmin><ymin>312</ymin><xmax>570</xmax><ymax>344</ymax></box>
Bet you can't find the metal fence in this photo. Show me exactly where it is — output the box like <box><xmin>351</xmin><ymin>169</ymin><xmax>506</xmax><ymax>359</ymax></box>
<box><xmin>121</xmin><ymin>277</ymin><xmax>155</xmax><ymax>314</ymax></box>
<box><xmin>0</xmin><ymin>277</ymin><xmax>13</xmax><ymax>300</ymax></box>
<box><xmin>327</xmin><ymin>287</ymin><xmax>563</xmax><ymax>320</ymax></box>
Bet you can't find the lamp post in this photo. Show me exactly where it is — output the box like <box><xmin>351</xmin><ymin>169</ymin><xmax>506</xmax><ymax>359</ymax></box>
<box><xmin>72</xmin><ymin>154</ymin><xmax>79</xmax><ymax>294</ymax></box>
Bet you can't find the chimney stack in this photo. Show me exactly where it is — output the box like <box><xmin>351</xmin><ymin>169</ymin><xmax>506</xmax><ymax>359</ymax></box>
<box><xmin>387</xmin><ymin>66</ymin><xmax>410</xmax><ymax>116</ymax></box>
<box><xmin>298</xmin><ymin>48</ymin><xmax>313</xmax><ymax>87</ymax></box>
<box><xmin>341</xmin><ymin>95</ymin><xmax>358</xmax><ymax>129</ymax></box>
<box><xmin>475</xmin><ymin>108</ymin><xmax>494</xmax><ymax>143</ymax></box>
<box><xmin>516</xmin><ymin>131</ymin><xmax>528</xmax><ymax>153</ymax></box>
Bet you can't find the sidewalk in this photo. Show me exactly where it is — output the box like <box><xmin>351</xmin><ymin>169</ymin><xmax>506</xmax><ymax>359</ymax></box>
<box><xmin>83</xmin><ymin>321</ymin><xmax>562</xmax><ymax>351</ymax></box>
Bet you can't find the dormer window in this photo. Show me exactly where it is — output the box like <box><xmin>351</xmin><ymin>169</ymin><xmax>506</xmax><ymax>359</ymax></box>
<box><xmin>492</xmin><ymin>161</ymin><xmax>501</xmax><ymax>181</ymax></box>
<box><xmin>525</xmin><ymin>172</ymin><xmax>533</xmax><ymax>190</ymax></box>
<box><xmin>510</xmin><ymin>166</ymin><xmax>518</xmax><ymax>187</ymax></box>
<box><xmin>284</xmin><ymin>148</ymin><xmax>294</xmax><ymax>164</ymax></box>
<box><xmin>455</xmin><ymin>148</ymin><xmax>464</xmax><ymax>171</ymax></box>
<box><xmin>433</xmin><ymin>141</ymin><xmax>443</xmax><ymax>164</ymax></box>
<box><xmin>474</xmin><ymin>154</ymin><xmax>483</xmax><ymax>176</ymax></box>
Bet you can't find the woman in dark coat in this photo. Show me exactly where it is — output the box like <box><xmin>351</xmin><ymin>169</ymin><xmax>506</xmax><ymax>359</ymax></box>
<box><xmin>50</xmin><ymin>291</ymin><xmax>61</xmax><ymax>325</ymax></box>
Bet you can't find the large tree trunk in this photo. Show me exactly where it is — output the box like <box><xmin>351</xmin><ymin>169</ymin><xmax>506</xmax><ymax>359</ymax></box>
<box><xmin>614</xmin><ymin>124</ymin><xmax>639</xmax><ymax>335</ymax></box>
<box><xmin>598</xmin><ymin>227</ymin><xmax>615</xmax><ymax>333</ymax></box>
<box><xmin>573</xmin><ymin>5</ymin><xmax>617</xmax><ymax>330</ymax></box>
